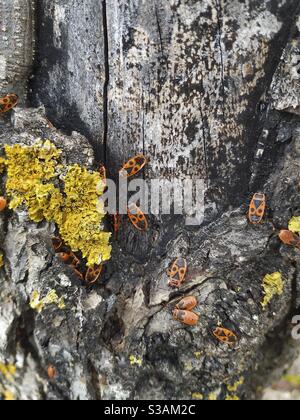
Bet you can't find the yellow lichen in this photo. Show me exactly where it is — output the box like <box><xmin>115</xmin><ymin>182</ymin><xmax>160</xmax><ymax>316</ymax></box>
<box><xmin>59</xmin><ymin>164</ymin><xmax>111</xmax><ymax>266</ymax></box>
<box><xmin>191</xmin><ymin>393</ymin><xmax>203</xmax><ymax>400</ymax></box>
<box><xmin>0</xmin><ymin>252</ymin><xmax>4</xmax><ymax>268</ymax></box>
<box><xmin>43</xmin><ymin>290</ymin><xmax>60</xmax><ymax>305</ymax></box>
<box><xmin>289</xmin><ymin>216</ymin><xmax>300</xmax><ymax>235</ymax></box>
<box><xmin>30</xmin><ymin>291</ymin><xmax>45</xmax><ymax>313</ymax></box>
<box><xmin>30</xmin><ymin>290</ymin><xmax>66</xmax><ymax>313</ymax></box>
<box><xmin>0</xmin><ymin>363</ymin><xmax>16</xmax><ymax>382</ymax></box>
<box><xmin>3</xmin><ymin>141</ymin><xmax>111</xmax><ymax>267</ymax></box>
<box><xmin>261</xmin><ymin>272</ymin><xmax>284</xmax><ymax>308</ymax></box>
<box><xmin>194</xmin><ymin>352</ymin><xmax>202</xmax><ymax>359</ymax></box>
<box><xmin>226</xmin><ymin>377</ymin><xmax>245</xmax><ymax>393</ymax></box>
<box><xmin>2</xmin><ymin>390</ymin><xmax>15</xmax><ymax>400</ymax></box>
<box><xmin>129</xmin><ymin>355</ymin><xmax>143</xmax><ymax>367</ymax></box>
<box><xmin>58</xmin><ymin>297</ymin><xmax>66</xmax><ymax>310</ymax></box>
<box><xmin>208</xmin><ymin>393</ymin><xmax>217</xmax><ymax>401</ymax></box>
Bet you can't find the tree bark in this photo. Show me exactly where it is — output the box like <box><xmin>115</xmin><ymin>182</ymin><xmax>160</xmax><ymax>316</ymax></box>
<box><xmin>1</xmin><ymin>0</ymin><xmax>300</xmax><ymax>400</ymax></box>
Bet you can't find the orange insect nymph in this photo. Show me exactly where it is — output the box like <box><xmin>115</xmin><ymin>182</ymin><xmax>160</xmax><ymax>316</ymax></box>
<box><xmin>167</xmin><ymin>257</ymin><xmax>187</xmax><ymax>288</ymax></box>
<box><xmin>47</xmin><ymin>366</ymin><xmax>57</xmax><ymax>379</ymax></box>
<box><xmin>0</xmin><ymin>197</ymin><xmax>7</xmax><ymax>212</ymax></box>
<box><xmin>127</xmin><ymin>203</ymin><xmax>148</xmax><ymax>231</ymax></box>
<box><xmin>0</xmin><ymin>94</ymin><xmax>19</xmax><ymax>113</ymax></box>
<box><xmin>120</xmin><ymin>155</ymin><xmax>147</xmax><ymax>178</ymax></box>
<box><xmin>173</xmin><ymin>309</ymin><xmax>199</xmax><ymax>326</ymax></box>
<box><xmin>52</xmin><ymin>237</ymin><xmax>64</xmax><ymax>253</ymax></box>
<box><xmin>248</xmin><ymin>192</ymin><xmax>266</xmax><ymax>225</ymax></box>
<box><xmin>176</xmin><ymin>296</ymin><xmax>197</xmax><ymax>311</ymax></box>
<box><xmin>213</xmin><ymin>327</ymin><xmax>238</xmax><ymax>346</ymax></box>
<box><xmin>279</xmin><ymin>230</ymin><xmax>300</xmax><ymax>248</ymax></box>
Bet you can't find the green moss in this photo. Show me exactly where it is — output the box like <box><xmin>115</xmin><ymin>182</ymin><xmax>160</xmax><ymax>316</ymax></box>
<box><xmin>191</xmin><ymin>392</ymin><xmax>203</xmax><ymax>400</ymax></box>
<box><xmin>3</xmin><ymin>140</ymin><xmax>111</xmax><ymax>267</ymax></box>
<box><xmin>261</xmin><ymin>272</ymin><xmax>284</xmax><ymax>308</ymax></box>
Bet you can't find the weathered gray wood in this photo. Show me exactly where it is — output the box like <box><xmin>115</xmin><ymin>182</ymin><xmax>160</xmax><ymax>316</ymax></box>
<box><xmin>0</xmin><ymin>0</ymin><xmax>35</xmax><ymax>102</ymax></box>
<box><xmin>106</xmin><ymin>0</ymin><xmax>298</xmax><ymax>207</ymax></box>
<box><xmin>31</xmin><ymin>0</ymin><xmax>300</xmax><ymax>206</ymax></box>
<box><xmin>30</xmin><ymin>0</ymin><xmax>106</xmax><ymax>156</ymax></box>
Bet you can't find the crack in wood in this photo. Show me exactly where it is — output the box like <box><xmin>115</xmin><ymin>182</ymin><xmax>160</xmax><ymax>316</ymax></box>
<box><xmin>102</xmin><ymin>0</ymin><xmax>110</xmax><ymax>165</ymax></box>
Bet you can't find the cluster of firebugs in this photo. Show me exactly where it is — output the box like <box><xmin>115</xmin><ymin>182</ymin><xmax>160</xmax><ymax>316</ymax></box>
<box><xmin>1</xmin><ymin>93</ymin><xmax>300</xmax><ymax>348</ymax></box>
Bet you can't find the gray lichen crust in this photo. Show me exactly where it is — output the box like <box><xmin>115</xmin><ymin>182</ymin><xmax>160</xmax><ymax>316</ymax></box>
<box><xmin>0</xmin><ymin>0</ymin><xmax>35</xmax><ymax>102</ymax></box>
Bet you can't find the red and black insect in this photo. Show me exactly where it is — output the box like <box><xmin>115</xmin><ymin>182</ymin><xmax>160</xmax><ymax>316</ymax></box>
<box><xmin>0</xmin><ymin>94</ymin><xmax>19</xmax><ymax>113</ymax></box>
<box><xmin>167</xmin><ymin>257</ymin><xmax>188</xmax><ymax>288</ymax></box>
<box><xmin>213</xmin><ymin>327</ymin><xmax>238</xmax><ymax>346</ymax></box>
<box><xmin>85</xmin><ymin>265</ymin><xmax>103</xmax><ymax>285</ymax></box>
<box><xmin>101</xmin><ymin>156</ymin><xmax>149</xmax><ymax>234</ymax></box>
<box><xmin>248</xmin><ymin>193</ymin><xmax>266</xmax><ymax>225</ymax></box>
<box><xmin>120</xmin><ymin>155</ymin><xmax>147</xmax><ymax>178</ymax></box>
<box><xmin>58</xmin><ymin>251</ymin><xmax>80</xmax><ymax>268</ymax></box>
<box><xmin>127</xmin><ymin>203</ymin><xmax>148</xmax><ymax>231</ymax></box>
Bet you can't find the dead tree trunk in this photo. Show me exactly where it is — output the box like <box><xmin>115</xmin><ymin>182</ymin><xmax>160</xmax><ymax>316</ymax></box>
<box><xmin>1</xmin><ymin>0</ymin><xmax>300</xmax><ymax>400</ymax></box>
